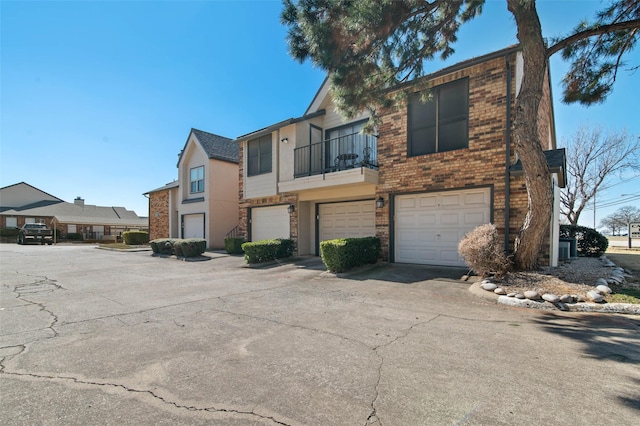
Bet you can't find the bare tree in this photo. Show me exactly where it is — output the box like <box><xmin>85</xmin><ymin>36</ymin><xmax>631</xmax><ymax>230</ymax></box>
<box><xmin>561</xmin><ymin>126</ymin><xmax>640</xmax><ymax>225</ymax></box>
<box><xmin>604</xmin><ymin>205</ymin><xmax>640</xmax><ymax>228</ymax></box>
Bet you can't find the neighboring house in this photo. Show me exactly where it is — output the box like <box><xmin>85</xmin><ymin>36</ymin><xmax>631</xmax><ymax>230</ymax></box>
<box><xmin>145</xmin><ymin>128</ymin><xmax>239</xmax><ymax>249</ymax></box>
<box><xmin>235</xmin><ymin>45</ymin><xmax>566</xmax><ymax>267</ymax></box>
<box><xmin>0</xmin><ymin>182</ymin><xmax>148</xmax><ymax>240</ymax></box>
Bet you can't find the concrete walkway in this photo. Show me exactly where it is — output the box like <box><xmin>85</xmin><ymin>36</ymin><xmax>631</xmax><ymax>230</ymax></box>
<box><xmin>1</xmin><ymin>244</ymin><xmax>639</xmax><ymax>425</ymax></box>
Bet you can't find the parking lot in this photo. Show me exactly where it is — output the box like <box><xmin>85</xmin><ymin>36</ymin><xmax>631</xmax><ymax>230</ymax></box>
<box><xmin>1</xmin><ymin>244</ymin><xmax>639</xmax><ymax>425</ymax></box>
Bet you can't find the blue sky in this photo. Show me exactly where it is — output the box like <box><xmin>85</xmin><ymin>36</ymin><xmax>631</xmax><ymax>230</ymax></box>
<box><xmin>1</xmin><ymin>0</ymin><xmax>638</xmax><ymax>229</ymax></box>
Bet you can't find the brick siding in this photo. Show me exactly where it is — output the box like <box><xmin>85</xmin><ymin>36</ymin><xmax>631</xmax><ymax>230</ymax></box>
<box><xmin>148</xmin><ymin>189</ymin><xmax>170</xmax><ymax>240</ymax></box>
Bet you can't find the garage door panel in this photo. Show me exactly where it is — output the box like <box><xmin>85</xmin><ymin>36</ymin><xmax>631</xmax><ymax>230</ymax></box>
<box><xmin>464</xmin><ymin>211</ymin><xmax>486</xmax><ymax>224</ymax></box>
<box><xmin>465</xmin><ymin>191</ymin><xmax>488</xmax><ymax>205</ymax></box>
<box><xmin>419</xmin><ymin>196</ymin><xmax>438</xmax><ymax>208</ymax></box>
<box><xmin>439</xmin><ymin>231</ymin><xmax>460</xmax><ymax>243</ymax></box>
<box><xmin>440</xmin><ymin>213</ymin><xmax>460</xmax><ymax>226</ymax></box>
<box><xmin>398</xmin><ymin>197</ymin><xmax>417</xmax><ymax>209</ymax></box>
<box><xmin>419</xmin><ymin>213</ymin><xmax>437</xmax><ymax>226</ymax></box>
<box><xmin>441</xmin><ymin>194</ymin><xmax>461</xmax><ymax>206</ymax></box>
<box><xmin>395</xmin><ymin>188</ymin><xmax>491</xmax><ymax>266</ymax></box>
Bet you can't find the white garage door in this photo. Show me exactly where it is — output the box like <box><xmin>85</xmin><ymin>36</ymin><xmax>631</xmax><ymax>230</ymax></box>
<box><xmin>183</xmin><ymin>214</ymin><xmax>205</xmax><ymax>239</ymax></box>
<box><xmin>319</xmin><ymin>200</ymin><xmax>376</xmax><ymax>242</ymax></box>
<box><xmin>395</xmin><ymin>188</ymin><xmax>491</xmax><ymax>266</ymax></box>
<box><xmin>251</xmin><ymin>205</ymin><xmax>290</xmax><ymax>241</ymax></box>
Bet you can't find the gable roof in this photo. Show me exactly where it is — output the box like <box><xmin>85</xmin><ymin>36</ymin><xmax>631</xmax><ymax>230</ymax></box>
<box><xmin>510</xmin><ymin>148</ymin><xmax>567</xmax><ymax>188</ymax></box>
<box><xmin>177</xmin><ymin>128</ymin><xmax>238</xmax><ymax>167</ymax></box>
<box><xmin>143</xmin><ymin>180</ymin><xmax>179</xmax><ymax>195</ymax></box>
<box><xmin>0</xmin><ymin>182</ymin><xmax>64</xmax><ymax>211</ymax></box>
<box><xmin>1</xmin><ymin>201</ymin><xmax>148</xmax><ymax>227</ymax></box>
<box><xmin>234</xmin><ymin>110</ymin><xmax>326</xmax><ymax>142</ymax></box>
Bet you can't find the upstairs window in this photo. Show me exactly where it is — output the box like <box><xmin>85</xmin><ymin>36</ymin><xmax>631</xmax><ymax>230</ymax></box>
<box><xmin>247</xmin><ymin>134</ymin><xmax>272</xmax><ymax>176</ymax></box>
<box><xmin>190</xmin><ymin>166</ymin><xmax>204</xmax><ymax>193</ymax></box>
<box><xmin>408</xmin><ymin>78</ymin><xmax>469</xmax><ymax>156</ymax></box>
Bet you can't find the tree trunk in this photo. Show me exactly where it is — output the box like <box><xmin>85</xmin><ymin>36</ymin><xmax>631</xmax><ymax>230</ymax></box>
<box><xmin>507</xmin><ymin>0</ymin><xmax>554</xmax><ymax>270</ymax></box>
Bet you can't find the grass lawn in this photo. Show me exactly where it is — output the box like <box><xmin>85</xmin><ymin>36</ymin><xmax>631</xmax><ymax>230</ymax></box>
<box><xmin>605</xmin><ymin>248</ymin><xmax>640</xmax><ymax>304</ymax></box>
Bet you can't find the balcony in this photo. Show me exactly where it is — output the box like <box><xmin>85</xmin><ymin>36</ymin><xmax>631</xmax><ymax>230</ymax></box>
<box><xmin>293</xmin><ymin>132</ymin><xmax>378</xmax><ymax>178</ymax></box>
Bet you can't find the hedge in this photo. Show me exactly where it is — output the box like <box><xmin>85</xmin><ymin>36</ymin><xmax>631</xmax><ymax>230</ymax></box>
<box><xmin>224</xmin><ymin>237</ymin><xmax>245</xmax><ymax>254</ymax></box>
<box><xmin>0</xmin><ymin>228</ymin><xmax>20</xmax><ymax>237</ymax></box>
<box><xmin>320</xmin><ymin>237</ymin><xmax>380</xmax><ymax>273</ymax></box>
<box><xmin>559</xmin><ymin>225</ymin><xmax>608</xmax><ymax>257</ymax></box>
<box><xmin>123</xmin><ymin>231</ymin><xmax>150</xmax><ymax>245</ymax></box>
<box><xmin>242</xmin><ymin>239</ymin><xmax>294</xmax><ymax>264</ymax></box>
<box><xmin>66</xmin><ymin>233</ymin><xmax>83</xmax><ymax>241</ymax></box>
<box><xmin>176</xmin><ymin>239</ymin><xmax>207</xmax><ymax>257</ymax></box>
<box><xmin>149</xmin><ymin>238</ymin><xmax>206</xmax><ymax>258</ymax></box>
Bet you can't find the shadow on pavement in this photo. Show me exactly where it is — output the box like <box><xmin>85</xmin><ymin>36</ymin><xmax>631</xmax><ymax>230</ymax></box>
<box><xmin>532</xmin><ymin>312</ymin><xmax>640</xmax><ymax>411</ymax></box>
<box><xmin>344</xmin><ymin>262</ymin><xmax>470</xmax><ymax>284</ymax></box>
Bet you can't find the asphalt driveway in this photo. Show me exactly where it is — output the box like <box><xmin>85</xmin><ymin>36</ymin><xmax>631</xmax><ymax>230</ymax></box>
<box><xmin>1</xmin><ymin>244</ymin><xmax>639</xmax><ymax>425</ymax></box>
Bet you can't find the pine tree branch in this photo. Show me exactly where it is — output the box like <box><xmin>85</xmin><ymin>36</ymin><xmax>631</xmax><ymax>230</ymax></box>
<box><xmin>546</xmin><ymin>19</ymin><xmax>640</xmax><ymax>57</ymax></box>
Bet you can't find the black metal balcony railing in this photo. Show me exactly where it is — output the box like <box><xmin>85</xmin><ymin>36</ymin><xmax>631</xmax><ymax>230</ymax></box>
<box><xmin>293</xmin><ymin>132</ymin><xmax>378</xmax><ymax>178</ymax></box>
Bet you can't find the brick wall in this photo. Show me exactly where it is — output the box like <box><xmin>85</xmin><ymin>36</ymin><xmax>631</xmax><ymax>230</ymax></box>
<box><xmin>376</xmin><ymin>54</ymin><xmax>534</xmax><ymax>262</ymax></box>
<box><xmin>148</xmin><ymin>190</ymin><xmax>170</xmax><ymax>240</ymax></box>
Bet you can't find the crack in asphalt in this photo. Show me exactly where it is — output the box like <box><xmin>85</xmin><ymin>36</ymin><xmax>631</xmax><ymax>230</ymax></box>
<box><xmin>10</xmin><ymin>275</ymin><xmax>62</xmax><ymax>338</ymax></box>
<box><xmin>0</xmin><ymin>369</ymin><xmax>291</xmax><ymax>425</ymax></box>
<box><xmin>364</xmin><ymin>314</ymin><xmax>443</xmax><ymax>426</ymax></box>
<box><xmin>2</xmin><ymin>271</ymin><xmax>527</xmax><ymax>426</ymax></box>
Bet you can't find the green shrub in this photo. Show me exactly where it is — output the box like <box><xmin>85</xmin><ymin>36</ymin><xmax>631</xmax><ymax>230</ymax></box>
<box><xmin>173</xmin><ymin>240</ymin><xmax>184</xmax><ymax>257</ymax></box>
<box><xmin>66</xmin><ymin>233</ymin><xmax>83</xmax><ymax>241</ymax></box>
<box><xmin>0</xmin><ymin>228</ymin><xmax>20</xmax><ymax>237</ymax></box>
<box><xmin>224</xmin><ymin>237</ymin><xmax>245</xmax><ymax>254</ymax></box>
<box><xmin>242</xmin><ymin>239</ymin><xmax>294</xmax><ymax>264</ymax></box>
<box><xmin>123</xmin><ymin>231</ymin><xmax>149</xmax><ymax>245</ymax></box>
<box><xmin>320</xmin><ymin>237</ymin><xmax>381</xmax><ymax>273</ymax></box>
<box><xmin>150</xmin><ymin>238</ymin><xmax>178</xmax><ymax>254</ymax></box>
<box><xmin>176</xmin><ymin>238</ymin><xmax>207</xmax><ymax>258</ymax></box>
<box><xmin>458</xmin><ymin>224</ymin><xmax>510</xmax><ymax>277</ymax></box>
<box><xmin>560</xmin><ymin>225</ymin><xmax>608</xmax><ymax>257</ymax></box>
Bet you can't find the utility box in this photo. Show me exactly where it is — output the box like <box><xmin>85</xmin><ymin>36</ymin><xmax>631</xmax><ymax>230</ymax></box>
<box><xmin>559</xmin><ymin>241</ymin><xmax>571</xmax><ymax>260</ymax></box>
<box><xmin>560</xmin><ymin>237</ymin><xmax>577</xmax><ymax>258</ymax></box>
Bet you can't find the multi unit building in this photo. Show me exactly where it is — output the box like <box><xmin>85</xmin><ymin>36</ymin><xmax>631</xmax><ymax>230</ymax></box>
<box><xmin>149</xmin><ymin>45</ymin><xmax>566</xmax><ymax>267</ymax></box>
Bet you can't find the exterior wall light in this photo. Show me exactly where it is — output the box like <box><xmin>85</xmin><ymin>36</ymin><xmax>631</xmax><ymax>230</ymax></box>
<box><xmin>376</xmin><ymin>197</ymin><xmax>384</xmax><ymax>208</ymax></box>
<box><xmin>281</xmin><ymin>137</ymin><xmax>289</xmax><ymax>143</ymax></box>
<box><xmin>288</xmin><ymin>204</ymin><xmax>295</xmax><ymax>214</ymax></box>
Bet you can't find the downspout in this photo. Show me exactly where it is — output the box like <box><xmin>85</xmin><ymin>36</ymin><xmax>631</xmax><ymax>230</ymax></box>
<box><xmin>504</xmin><ymin>53</ymin><xmax>512</xmax><ymax>254</ymax></box>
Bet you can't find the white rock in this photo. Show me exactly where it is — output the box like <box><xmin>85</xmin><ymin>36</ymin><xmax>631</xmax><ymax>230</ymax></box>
<box><xmin>494</xmin><ymin>288</ymin><xmax>507</xmax><ymax>295</ymax></box>
<box><xmin>481</xmin><ymin>283</ymin><xmax>498</xmax><ymax>291</ymax></box>
<box><xmin>542</xmin><ymin>294</ymin><xmax>560</xmax><ymax>303</ymax></box>
<box><xmin>595</xmin><ymin>278</ymin><xmax>609</xmax><ymax>286</ymax></box>
<box><xmin>481</xmin><ymin>279</ymin><xmax>494</xmax><ymax>285</ymax></box>
<box><xmin>596</xmin><ymin>284</ymin><xmax>612</xmax><ymax>295</ymax></box>
<box><xmin>515</xmin><ymin>293</ymin><xmax>525</xmax><ymax>299</ymax></box>
<box><xmin>507</xmin><ymin>292</ymin><xmax>517</xmax><ymax>297</ymax></box>
<box><xmin>575</xmin><ymin>295</ymin><xmax>586</xmax><ymax>303</ymax></box>
<box><xmin>587</xmin><ymin>291</ymin><xmax>604</xmax><ymax>303</ymax></box>
<box><xmin>524</xmin><ymin>290</ymin><xmax>541</xmax><ymax>300</ymax></box>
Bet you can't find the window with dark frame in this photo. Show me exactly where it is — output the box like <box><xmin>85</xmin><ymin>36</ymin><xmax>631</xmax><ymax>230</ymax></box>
<box><xmin>190</xmin><ymin>166</ymin><xmax>204</xmax><ymax>193</ymax></box>
<box><xmin>247</xmin><ymin>134</ymin><xmax>272</xmax><ymax>176</ymax></box>
<box><xmin>408</xmin><ymin>78</ymin><xmax>469</xmax><ymax>156</ymax></box>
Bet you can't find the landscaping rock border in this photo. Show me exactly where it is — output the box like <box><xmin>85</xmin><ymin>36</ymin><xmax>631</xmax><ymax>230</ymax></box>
<box><xmin>471</xmin><ymin>256</ymin><xmax>640</xmax><ymax>315</ymax></box>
